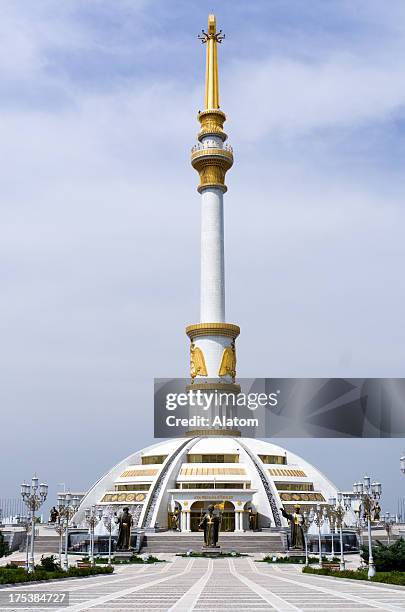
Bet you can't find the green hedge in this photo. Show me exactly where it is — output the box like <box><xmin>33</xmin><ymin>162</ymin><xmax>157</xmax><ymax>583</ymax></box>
<box><xmin>83</xmin><ymin>555</ymin><xmax>163</xmax><ymax>565</ymax></box>
<box><xmin>176</xmin><ymin>552</ymin><xmax>246</xmax><ymax>558</ymax></box>
<box><xmin>361</xmin><ymin>539</ymin><xmax>405</xmax><ymax>572</ymax></box>
<box><xmin>0</xmin><ymin>565</ymin><xmax>113</xmax><ymax>585</ymax></box>
<box><xmin>303</xmin><ymin>566</ymin><xmax>405</xmax><ymax>586</ymax></box>
<box><xmin>261</xmin><ymin>555</ymin><xmax>340</xmax><ymax>564</ymax></box>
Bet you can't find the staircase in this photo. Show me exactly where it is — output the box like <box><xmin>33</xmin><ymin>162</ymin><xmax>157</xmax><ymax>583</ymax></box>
<box><xmin>30</xmin><ymin>535</ymin><xmax>60</xmax><ymax>554</ymax></box>
<box><xmin>141</xmin><ymin>531</ymin><xmax>285</xmax><ymax>554</ymax></box>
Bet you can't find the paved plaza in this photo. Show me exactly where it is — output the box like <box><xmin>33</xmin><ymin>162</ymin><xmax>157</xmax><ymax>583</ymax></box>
<box><xmin>2</xmin><ymin>556</ymin><xmax>405</xmax><ymax>611</ymax></box>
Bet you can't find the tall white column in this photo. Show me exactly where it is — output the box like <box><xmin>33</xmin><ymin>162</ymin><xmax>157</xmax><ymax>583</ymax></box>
<box><xmin>200</xmin><ymin>187</ymin><xmax>225</xmax><ymax>323</ymax></box>
<box><xmin>235</xmin><ymin>510</ymin><xmax>243</xmax><ymax>532</ymax></box>
<box><xmin>187</xmin><ymin>16</ymin><xmax>240</xmax><ymax>403</ymax></box>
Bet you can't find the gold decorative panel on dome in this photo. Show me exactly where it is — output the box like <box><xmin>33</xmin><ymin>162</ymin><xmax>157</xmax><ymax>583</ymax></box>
<box><xmin>101</xmin><ymin>492</ymin><xmax>147</xmax><ymax>503</ymax></box>
<box><xmin>259</xmin><ymin>455</ymin><xmax>287</xmax><ymax>465</ymax></box>
<box><xmin>141</xmin><ymin>455</ymin><xmax>167</xmax><ymax>465</ymax></box>
<box><xmin>180</xmin><ymin>466</ymin><xmax>246</xmax><ymax>476</ymax></box>
<box><xmin>279</xmin><ymin>492</ymin><xmax>325</xmax><ymax>502</ymax></box>
<box><xmin>176</xmin><ymin>482</ymin><xmax>249</xmax><ymax>489</ymax></box>
<box><xmin>187</xmin><ymin>454</ymin><xmax>239</xmax><ymax>463</ymax></box>
<box><xmin>115</xmin><ymin>484</ymin><xmax>151</xmax><ymax>491</ymax></box>
<box><xmin>268</xmin><ymin>468</ymin><xmax>307</xmax><ymax>477</ymax></box>
<box><xmin>120</xmin><ymin>468</ymin><xmax>158</xmax><ymax>478</ymax></box>
<box><xmin>274</xmin><ymin>482</ymin><xmax>314</xmax><ymax>491</ymax></box>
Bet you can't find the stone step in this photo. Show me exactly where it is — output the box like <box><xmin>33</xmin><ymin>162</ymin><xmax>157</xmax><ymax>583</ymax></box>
<box><xmin>141</xmin><ymin>532</ymin><xmax>285</xmax><ymax>553</ymax></box>
<box><xmin>30</xmin><ymin>536</ymin><xmax>60</xmax><ymax>554</ymax></box>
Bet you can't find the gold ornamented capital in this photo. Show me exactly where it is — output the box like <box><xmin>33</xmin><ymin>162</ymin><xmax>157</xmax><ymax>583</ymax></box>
<box><xmin>191</xmin><ymin>145</ymin><xmax>233</xmax><ymax>193</ymax></box>
<box><xmin>197</xmin><ymin>109</ymin><xmax>227</xmax><ymax>141</ymax></box>
<box><xmin>186</xmin><ymin>322</ymin><xmax>240</xmax><ymax>340</ymax></box>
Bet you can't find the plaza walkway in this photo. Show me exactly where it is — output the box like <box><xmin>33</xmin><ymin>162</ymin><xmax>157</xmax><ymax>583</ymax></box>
<box><xmin>2</xmin><ymin>556</ymin><xmax>405</xmax><ymax>610</ymax></box>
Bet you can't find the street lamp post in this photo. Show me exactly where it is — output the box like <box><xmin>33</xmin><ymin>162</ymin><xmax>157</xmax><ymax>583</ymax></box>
<box><xmin>400</xmin><ymin>455</ymin><xmax>405</xmax><ymax>476</ymax></box>
<box><xmin>311</xmin><ymin>504</ymin><xmax>324</xmax><ymax>568</ymax></box>
<box><xmin>353</xmin><ymin>476</ymin><xmax>381</xmax><ymax>579</ymax></box>
<box><xmin>17</xmin><ymin>515</ymin><xmax>31</xmax><ymax>571</ymax></box>
<box><xmin>102</xmin><ymin>510</ymin><xmax>115</xmax><ymax>566</ymax></box>
<box><xmin>382</xmin><ymin>512</ymin><xmax>394</xmax><ymax>545</ymax></box>
<box><xmin>85</xmin><ymin>506</ymin><xmax>98</xmax><ymax>565</ymax></box>
<box><xmin>334</xmin><ymin>494</ymin><xmax>347</xmax><ymax>571</ymax></box>
<box><xmin>302</xmin><ymin>510</ymin><xmax>311</xmax><ymax>567</ymax></box>
<box><xmin>54</xmin><ymin>518</ymin><xmax>65</xmax><ymax>569</ymax></box>
<box><xmin>58</xmin><ymin>493</ymin><xmax>79</xmax><ymax>571</ymax></box>
<box><xmin>20</xmin><ymin>476</ymin><xmax>48</xmax><ymax>573</ymax></box>
<box><xmin>327</xmin><ymin>498</ymin><xmax>336</xmax><ymax>560</ymax></box>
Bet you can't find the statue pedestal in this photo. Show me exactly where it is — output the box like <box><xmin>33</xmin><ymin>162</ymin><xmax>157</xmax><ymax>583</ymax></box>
<box><xmin>114</xmin><ymin>551</ymin><xmax>133</xmax><ymax>562</ymax></box>
<box><xmin>201</xmin><ymin>546</ymin><xmax>221</xmax><ymax>557</ymax></box>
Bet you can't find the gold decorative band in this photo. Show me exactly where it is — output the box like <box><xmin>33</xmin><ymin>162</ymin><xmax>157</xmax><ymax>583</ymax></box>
<box><xmin>197</xmin><ymin>109</ymin><xmax>227</xmax><ymax>141</ymax></box>
<box><xmin>185</xmin><ymin>382</ymin><xmax>241</xmax><ymax>394</ymax></box>
<box><xmin>185</xmin><ymin>428</ymin><xmax>241</xmax><ymax>438</ymax></box>
<box><xmin>191</xmin><ymin>147</ymin><xmax>233</xmax><ymax>192</ymax></box>
<box><xmin>186</xmin><ymin>322</ymin><xmax>240</xmax><ymax>340</ymax></box>
<box><xmin>197</xmin><ymin>182</ymin><xmax>227</xmax><ymax>194</ymax></box>
<box><xmin>191</xmin><ymin>147</ymin><xmax>233</xmax><ymax>163</ymax></box>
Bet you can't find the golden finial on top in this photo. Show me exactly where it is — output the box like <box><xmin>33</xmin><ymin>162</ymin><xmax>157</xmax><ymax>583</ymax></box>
<box><xmin>198</xmin><ymin>14</ymin><xmax>225</xmax><ymax>110</ymax></box>
<box><xmin>191</xmin><ymin>15</ymin><xmax>233</xmax><ymax>193</ymax></box>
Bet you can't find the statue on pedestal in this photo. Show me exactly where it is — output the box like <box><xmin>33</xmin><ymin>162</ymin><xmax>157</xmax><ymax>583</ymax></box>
<box><xmin>116</xmin><ymin>507</ymin><xmax>133</xmax><ymax>550</ymax></box>
<box><xmin>49</xmin><ymin>507</ymin><xmax>59</xmax><ymax>523</ymax></box>
<box><xmin>199</xmin><ymin>504</ymin><xmax>220</xmax><ymax>547</ymax></box>
<box><xmin>280</xmin><ymin>505</ymin><xmax>304</xmax><ymax>550</ymax></box>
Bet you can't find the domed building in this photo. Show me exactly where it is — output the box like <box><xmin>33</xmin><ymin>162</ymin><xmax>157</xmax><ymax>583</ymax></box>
<box><xmin>73</xmin><ymin>15</ymin><xmax>339</xmax><ymax>536</ymax></box>
<box><xmin>74</xmin><ymin>437</ymin><xmax>337</xmax><ymax>533</ymax></box>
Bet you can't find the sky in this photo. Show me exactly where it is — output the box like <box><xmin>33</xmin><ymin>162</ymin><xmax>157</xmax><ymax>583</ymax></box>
<box><xmin>1</xmin><ymin>0</ymin><xmax>405</xmax><ymax>516</ymax></box>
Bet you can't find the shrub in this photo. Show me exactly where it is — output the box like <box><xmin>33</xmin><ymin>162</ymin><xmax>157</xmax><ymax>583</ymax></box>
<box><xmin>91</xmin><ymin>554</ymin><xmax>163</xmax><ymax>565</ymax></box>
<box><xmin>361</xmin><ymin>538</ymin><xmax>405</xmax><ymax>572</ymax></box>
<box><xmin>0</xmin><ymin>531</ymin><xmax>10</xmax><ymax>558</ymax></box>
<box><xmin>302</xmin><ymin>566</ymin><xmax>405</xmax><ymax>586</ymax></box>
<box><xmin>37</xmin><ymin>555</ymin><xmax>60</xmax><ymax>572</ymax></box>
<box><xmin>262</xmin><ymin>555</ymin><xmax>339</xmax><ymax>564</ymax></box>
<box><xmin>65</xmin><ymin>566</ymin><xmax>113</xmax><ymax>578</ymax></box>
<box><xmin>176</xmin><ymin>551</ymin><xmax>246</xmax><ymax>558</ymax></box>
<box><xmin>0</xmin><ymin>564</ymin><xmax>113</xmax><ymax>584</ymax></box>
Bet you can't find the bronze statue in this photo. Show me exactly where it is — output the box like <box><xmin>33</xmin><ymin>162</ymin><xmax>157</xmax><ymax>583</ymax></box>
<box><xmin>280</xmin><ymin>505</ymin><xmax>304</xmax><ymax>550</ymax></box>
<box><xmin>171</xmin><ymin>509</ymin><xmax>180</xmax><ymax>531</ymax></box>
<box><xmin>199</xmin><ymin>504</ymin><xmax>220</xmax><ymax>547</ymax></box>
<box><xmin>116</xmin><ymin>507</ymin><xmax>133</xmax><ymax>550</ymax></box>
<box><xmin>248</xmin><ymin>507</ymin><xmax>256</xmax><ymax>531</ymax></box>
<box><xmin>372</xmin><ymin>501</ymin><xmax>381</xmax><ymax>522</ymax></box>
<box><xmin>49</xmin><ymin>507</ymin><xmax>59</xmax><ymax>523</ymax></box>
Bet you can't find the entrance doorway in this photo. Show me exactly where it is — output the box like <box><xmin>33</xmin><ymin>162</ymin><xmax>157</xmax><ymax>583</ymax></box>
<box><xmin>190</xmin><ymin>501</ymin><xmax>235</xmax><ymax>532</ymax></box>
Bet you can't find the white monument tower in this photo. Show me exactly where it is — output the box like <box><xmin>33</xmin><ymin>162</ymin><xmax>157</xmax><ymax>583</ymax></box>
<box><xmin>187</xmin><ymin>15</ymin><xmax>240</xmax><ymax>417</ymax></box>
<box><xmin>73</xmin><ymin>15</ymin><xmax>339</xmax><ymax>535</ymax></box>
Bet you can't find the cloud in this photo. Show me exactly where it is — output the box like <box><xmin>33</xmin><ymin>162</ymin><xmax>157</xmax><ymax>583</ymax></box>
<box><xmin>1</xmin><ymin>0</ymin><xmax>404</xmax><ymax>510</ymax></box>
<box><xmin>226</xmin><ymin>55</ymin><xmax>405</xmax><ymax>142</ymax></box>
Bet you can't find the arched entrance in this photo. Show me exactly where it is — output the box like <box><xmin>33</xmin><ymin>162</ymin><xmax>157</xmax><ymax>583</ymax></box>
<box><xmin>190</xmin><ymin>501</ymin><xmax>235</xmax><ymax>532</ymax></box>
